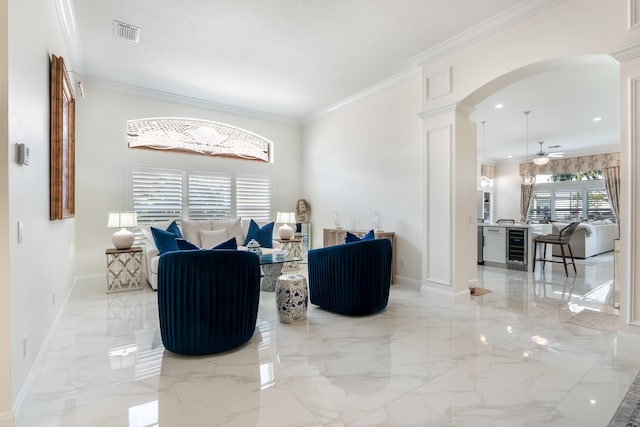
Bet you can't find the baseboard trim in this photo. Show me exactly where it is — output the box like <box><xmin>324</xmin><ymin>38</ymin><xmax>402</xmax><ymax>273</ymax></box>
<box><xmin>421</xmin><ymin>281</ymin><xmax>471</xmax><ymax>305</ymax></box>
<box><xmin>0</xmin><ymin>410</ymin><xmax>14</xmax><ymax>427</ymax></box>
<box><xmin>12</xmin><ymin>275</ymin><xmax>81</xmax><ymax>418</ymax></box>
<box><xmin>393</xmin><ymin>275</ymin><xmax>422</xmax><ymax>289</ymax></box>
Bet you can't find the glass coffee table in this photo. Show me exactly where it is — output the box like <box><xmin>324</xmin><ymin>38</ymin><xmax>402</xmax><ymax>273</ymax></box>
<box><xmin>259</xmin><ymin>254</ymin><xmax>302</xmax><ymax>291</ymax></box>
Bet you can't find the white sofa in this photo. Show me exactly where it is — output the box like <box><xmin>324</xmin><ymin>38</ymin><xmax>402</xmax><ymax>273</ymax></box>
<box><xmin>551</xmin><ymin>221</ymin><xmax>619</xmax><ymax>259</ymax></box>
<box><xmin>141</xmin><ymin>218</ymin><xmax>279</xmax><ymax>290</ymax></box>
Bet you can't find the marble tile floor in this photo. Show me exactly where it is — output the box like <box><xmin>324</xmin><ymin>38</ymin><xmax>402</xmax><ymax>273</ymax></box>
<box><xmin>17</xmin><ymin>253</ymin><xmax>640</xmax><ymax>426</ymax></box>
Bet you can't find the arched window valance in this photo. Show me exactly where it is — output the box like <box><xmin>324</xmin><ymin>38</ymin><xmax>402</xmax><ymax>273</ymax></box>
<box><xmin>127</xmin><ymin>118</ymin><xmax>272</xmax><ymax>162</ymax></box>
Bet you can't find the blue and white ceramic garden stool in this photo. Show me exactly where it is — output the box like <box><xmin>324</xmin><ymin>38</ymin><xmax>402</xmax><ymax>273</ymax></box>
<box><xmin>275</xmin><ymin>274</ymin><xmax>308</xmax><ymax>323</ymax></box>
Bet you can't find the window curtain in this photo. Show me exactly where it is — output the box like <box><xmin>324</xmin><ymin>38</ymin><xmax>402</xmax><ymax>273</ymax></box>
<box><xmin>519</xmin><ymin>152</ymin><xmax>620</xmax><ymax>176</ymax></box>
<box><xmin>603</xmin><ymin>166</ymin><xmax>620</xmax><ymax>224</ymax></box>
<box><xmin>520</xmin><ymin>184</ymin><xmax>534</xmax><ymax>222</ymax></box>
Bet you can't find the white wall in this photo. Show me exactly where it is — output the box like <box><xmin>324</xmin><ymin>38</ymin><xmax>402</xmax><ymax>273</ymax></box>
<box><xmin>75</xmin><ymin>79</ymin><xmax>303</xmax><ymax>276</ymax></box>
<box><xmin>7</xmin><ymin>0</ymin><xmax>77</xmax><ymax>412</ymax></box>
<box><xmin>0</xmin><ymin>1</ymin><xmax>9</xmax><ymax>425</ymax></box>
<box><xmin>302</xmin><ymin>74</ymin><xmax>423</xmax><ymax>285</ymax></box>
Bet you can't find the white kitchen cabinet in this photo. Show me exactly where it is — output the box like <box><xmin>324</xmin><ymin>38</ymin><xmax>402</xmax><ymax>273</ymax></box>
<box><xmin>483</xmin><ymin>226</ymin><xmax>506</xmax><ymax>265</ymax></box>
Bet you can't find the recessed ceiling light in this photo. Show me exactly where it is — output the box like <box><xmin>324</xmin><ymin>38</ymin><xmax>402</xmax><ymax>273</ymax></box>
<box><xmin>593</xmin><ymin>117</ymin><xmax>602</xmax><ymax>122</ymax></box>
<box><xmin>507</xmin><ymin>154</ymin><xmax>513</xmax><ymax>158</ymax></box>
<box><xmin>495</xmin><ymin>103</ymin><xmax>504</xmax><ymax>109</ymax></box>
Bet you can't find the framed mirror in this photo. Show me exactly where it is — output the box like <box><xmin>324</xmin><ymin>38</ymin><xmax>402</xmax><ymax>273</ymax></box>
<box><xmin>50</xmin><ymin>54</ymin><xmax>75</xmax><ymax>220</ymax></box>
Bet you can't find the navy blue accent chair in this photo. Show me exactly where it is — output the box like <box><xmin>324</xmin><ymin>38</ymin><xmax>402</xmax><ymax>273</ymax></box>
<box><xmin>157</xmin><ymin>250</ymin><xmax>261</xmax><ymax>355</ymax></box>
<box><xmin>308</xmin><ymin>238</ymin><xmax>392</xmax><ymax>316</ymax></box>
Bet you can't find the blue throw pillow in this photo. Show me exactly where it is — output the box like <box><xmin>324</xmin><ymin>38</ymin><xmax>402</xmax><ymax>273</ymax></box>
<box><xmin>244</xmin><ymin>220</ymin><xmax>274</xmax><ymax>248</ymax></box>
<box><xmin>211</xmin><ymin>237</ymin><xmax>238</xmax><ymax>250</ymax></box>
<box><xmin>166</xmin><ymin>220</ymin><xmax>183</xmax><ymax>239</ymax></box>
<box><xmin>151</xmin><ymin>227</ymin><xmax>180</xmax><ymax>254</ymax></box>
<box><xmin>344</xmin><ymin>229</ymin><xmax>375</xmax><ymax>243</ymax></box>
<box><xmin>176</xmin><ymin>239</ymin><xmax>200</xmax><ymax>251</ymax></box>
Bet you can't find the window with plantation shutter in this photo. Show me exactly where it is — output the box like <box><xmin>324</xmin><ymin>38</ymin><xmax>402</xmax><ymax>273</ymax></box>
<box><xmin>131</xmin><ymin>168</ymin><xmax>183</xmax><ymax>223</ymax></box>
<box><xmin>553</xmin><ymin>190</ymin><xmax>583</xmax><ymax>221</ymax></box>
<box><xmin>187</xmin><ymin>173</ymin><xmax>232</xmax><ymax>220</ymax></box>
<box><xmin>526</xmin><ymin>180</ymin><xmax>614</xmax><ymax>222</ymax></box>
<box><xmin>130</xmin><ymin>167</ymin><xmax>273</xmax><ymax>229</ymax></box>
<box><xmin>528</xmin><ymin>191</ymin><xmax>551</xmax><ymax>221</ymax></box>
<box><xmin>586</xmin><ymin>189</ymin><xmax>613</xmax><ymax>219</ymax></box>
<box><xmin>236</xmin><ymin>175</ymin><xmax>272</xmax><ymax>222</ymax></box>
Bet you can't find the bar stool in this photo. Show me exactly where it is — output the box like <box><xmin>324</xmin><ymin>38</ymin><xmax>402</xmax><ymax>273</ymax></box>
<box><xmin>532</xmin><ymin>222</ymin><xmax>580</xmax><ymax>277</ymax></box>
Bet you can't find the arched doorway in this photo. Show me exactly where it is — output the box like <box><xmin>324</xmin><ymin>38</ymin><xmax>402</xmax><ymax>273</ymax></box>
<box><xmin>465</xmin><ymin>55</ymin><xmax>620</xmax><ymax>315</ymax></box>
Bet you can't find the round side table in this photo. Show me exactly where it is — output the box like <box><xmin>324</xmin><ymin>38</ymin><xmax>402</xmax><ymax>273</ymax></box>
<box><xmin>275</xmin><ymin>274</ymin><xmax>308</xmax><ymax>323</ymax></box>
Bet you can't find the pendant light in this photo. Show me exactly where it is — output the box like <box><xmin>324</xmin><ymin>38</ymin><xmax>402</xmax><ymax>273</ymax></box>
<box><xmin>479</xmin><ymin>120</ymin><xmax>491</xmax><ymax>188</ymax></box>
<box><xmin>532</xmin><ymin>141</ymin><xmax>550</xmax><ymax>165</ymax></box>
<box><xmin>521</xmin><ymin>111</ymin><xmax>536</xmax><ymax>185</ymax></box>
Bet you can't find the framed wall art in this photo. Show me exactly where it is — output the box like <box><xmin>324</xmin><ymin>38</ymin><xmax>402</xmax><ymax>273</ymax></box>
<box><xmin>50</xmin><ymin>54</ymin><xmax>75</xmax><ymax>220</ymax></box>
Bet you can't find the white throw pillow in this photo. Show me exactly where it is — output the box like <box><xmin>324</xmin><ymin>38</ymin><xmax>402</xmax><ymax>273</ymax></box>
<box><xmin>212</xmin><ymin>218</ymin><xmax>245</xmax><ymax>245</ymax></box>
<box><xmin>139</xmin><ymin>219</ymin><xmax>175</xmax><ymax>244</ymax></box>
<box><xmin>200</xmin><ymin>229</ymin><xmax>229</xmax><ymax>249</ymax></box>
<box><xmin>181</xmin><ymin>218</ymin><xmax>212</xmax><ymax>247</ymax></box>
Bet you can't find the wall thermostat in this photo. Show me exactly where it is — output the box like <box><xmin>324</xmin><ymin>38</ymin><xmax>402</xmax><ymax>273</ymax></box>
<box><xmin>16</xmin><ymin>143</ymin><xmax>29</xmax><ymax>166</ymax></box>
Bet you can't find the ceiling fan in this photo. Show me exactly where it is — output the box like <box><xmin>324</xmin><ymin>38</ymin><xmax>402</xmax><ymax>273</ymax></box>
<box><xmin>532</xmin><ymin>141</ymin><xmax>564</xmax><ymax>165</ymax></box>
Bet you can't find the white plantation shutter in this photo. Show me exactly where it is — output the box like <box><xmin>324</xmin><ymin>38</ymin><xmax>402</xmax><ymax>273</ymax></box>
<box><xmin>526</xmin><ymin>183</ymin><xmax>615</xmax><ymax>221</ymax></box>
<box><xmin>553</xmin><ymin>190</ymin><xmax>583</xmax><ymax>221</ymax></box>
<box><xmin>528</xmin><ymin>191</ymin><xmax>551</xmax><ymax>221</ymax></box>
<box><xmin>236</xmin><ymin>175</ymin><xmax>272</xmax><ymax>221</ymax></box>
<box><xmin>187</xmin><ymin>173</ymin><xmax>232</xmax><ymax>220</ymax></box>
<box><xmin>131</xmin><ymin>168</ymin><xmax>183</xmax><ymax>223</ymax></box>
<box><xmin>586</xmin><ymin>189</ymin><xmax>614</xmax><ymax>219</ymax></box>
<box><xmin>130</xmin><ymin>168</ymin><xmax>273</xmax><ymax>236</ymax></box>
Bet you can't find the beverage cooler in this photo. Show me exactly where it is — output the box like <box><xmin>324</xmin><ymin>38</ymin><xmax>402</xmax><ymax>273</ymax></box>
<box><xmin>507</xmin><ymin>228</ymin><xmax>527</xmax><ymax>271</ymax></box>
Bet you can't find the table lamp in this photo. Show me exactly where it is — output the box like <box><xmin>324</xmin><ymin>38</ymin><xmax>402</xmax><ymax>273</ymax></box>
<box><xmin>275</xmin><ymin>211</ymin><xmax>296</xmax><ymax>240</ymax></box>
<box><xmin>107</xmin><ymin>211</ymin><xmax>138</xmax><ymax>249</ymax></box>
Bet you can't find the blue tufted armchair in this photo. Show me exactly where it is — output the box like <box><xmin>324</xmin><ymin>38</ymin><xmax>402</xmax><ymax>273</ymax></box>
<box><xmin>308</xmin><ymin>238</ymin><xmax>392</xmax><ymax>316</ymax></box>
<box><xmin>157</xmin><ymin>250</ymin><xmax>261</xmax><ymax>355</ymax></box>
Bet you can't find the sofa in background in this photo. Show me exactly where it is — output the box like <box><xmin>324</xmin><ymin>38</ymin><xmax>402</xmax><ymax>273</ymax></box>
<box><xmin>551</xmin><ymin>221</ymin><xmax>619</xmax><ymax>258</ymax></box>
<box><xmin>157</xmin><ymin>249</ymin><xmax>261</xmax><ymax>355</ymax></box>
<box><xmin>141</xmin><ymin>218</ymin><xmax>278</xmax><ymax>290</ymax></box>
<box><xmin>308</xmin><ymin>238</ymin><xmax>392</xmax><ymax>316</ymax></box>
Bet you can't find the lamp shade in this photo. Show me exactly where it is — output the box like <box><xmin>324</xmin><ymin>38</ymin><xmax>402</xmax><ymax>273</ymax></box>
<box><xmin>107</xmin><ymin>212</ymin><xmax>138</xmax><ymax>250</ymax></box>
<box><xmin>276</xmin><ymin>212</ymin><xmax>296</xmax><ymax>224</ymax></box>
<box><xmin>275</xmin><ymin>211</ymin><xmax>296</xmax><ymax>240</ymax></box>
<box><xmin>107</xmin><ymin>212</ymin><xmax>138</xmax><ymax>228</ymax></box>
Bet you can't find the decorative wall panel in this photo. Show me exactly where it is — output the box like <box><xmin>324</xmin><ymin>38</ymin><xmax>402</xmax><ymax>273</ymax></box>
<box><xmin>425</xmin><ymin>67</ymin><xmax>452</xmax><ymax>101</ymax></box>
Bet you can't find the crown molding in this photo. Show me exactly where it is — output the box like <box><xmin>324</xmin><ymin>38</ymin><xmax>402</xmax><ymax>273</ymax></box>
<box><xmin>410</xmin><ymin>0</ymin><xmax>566</xmax><ymax>66</ymax></box>
<box><xmin>87</xmin><ymin>77</ymin><xmax>300</xmax><ymax>125</ymax></box>
<box><xmin>54</xmin><ymin>0</ymin><xmax>85</xmax><ymax>74</ymax></box>
<box><xmin>418</xmin><ymin>102</ymin><xmax>475</xmax><ymax>121</ymax></box>
<box><xmin>303</xmin><ymin>66</ymin><xmax>421</xmax><ymax>124</ymax></box>
<box><xmin>612</xmin><ymin>44</ymin><xmax>640</xmax><ymax>62</ymax></box>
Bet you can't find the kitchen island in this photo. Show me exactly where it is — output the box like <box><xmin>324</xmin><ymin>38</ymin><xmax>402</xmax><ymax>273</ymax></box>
<box><xmin>478</xmin><ymin>223</ymin><xmax>552</xmax><ymax>272</ymax></box>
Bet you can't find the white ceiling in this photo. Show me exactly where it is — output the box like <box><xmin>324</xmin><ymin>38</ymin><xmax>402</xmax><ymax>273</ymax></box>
<box><xmin>68</xmin><ymin>0</ymin><xmax>619</xmax><ymax>159</ymax></box>
<box><xmin>470</xmin><ymin>56</ymin><xmax>620</xmax><ymax>164</ymax></box>
<box><xmin>71</xmin><ymin>0</ymin><xmax>526</xmax><ymax>119</ymax></box>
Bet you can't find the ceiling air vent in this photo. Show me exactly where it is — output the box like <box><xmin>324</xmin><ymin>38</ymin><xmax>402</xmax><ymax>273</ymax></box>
<box><xmin>113</xmin><ymin>20</ymin><xmax>140</xmax><ymax>43</ymax></box>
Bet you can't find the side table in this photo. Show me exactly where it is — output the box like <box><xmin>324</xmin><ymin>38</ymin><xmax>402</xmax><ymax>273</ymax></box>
<box><xmin>274</xmin><ymin>238</ymin><xmax>303</xmax><ymax>272</ymax></box>
<box><xmin>275</xmin><ymin>274</ymin><xmax>308</xmax><ymax>323</ymax></box>
<box><xmin>106</xmin><ymin>247</ymin><xmax>143</xmax><ymax>293</ymax></box>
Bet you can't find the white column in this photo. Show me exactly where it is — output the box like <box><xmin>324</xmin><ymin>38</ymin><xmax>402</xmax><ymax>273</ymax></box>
<box><xmin>615</xmin><ymin>44</ymin><xmax>640</xmax><ymax>355</ymax></box>
<box><xmin>420</xmin><ymin>103</ymin><xmax>478</xmax><ymax>302</ymax></box>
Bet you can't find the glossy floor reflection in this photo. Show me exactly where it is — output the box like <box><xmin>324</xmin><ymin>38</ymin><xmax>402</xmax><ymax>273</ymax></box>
<box><xmin>18</xmin><ymin>254</ymin><xmax>639</xmax><ymax>426</ymax></box>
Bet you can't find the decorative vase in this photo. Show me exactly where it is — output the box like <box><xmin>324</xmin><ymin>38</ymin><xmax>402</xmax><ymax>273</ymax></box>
<box><xmin>246</xmin><ymin>239</ymin><xmax>262</xmax><ymax>256</ymax></box>
<box><xmin>373</xmin><ymin>211</ymin><xmax>383</xmax><ymax>231</ymax></box>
